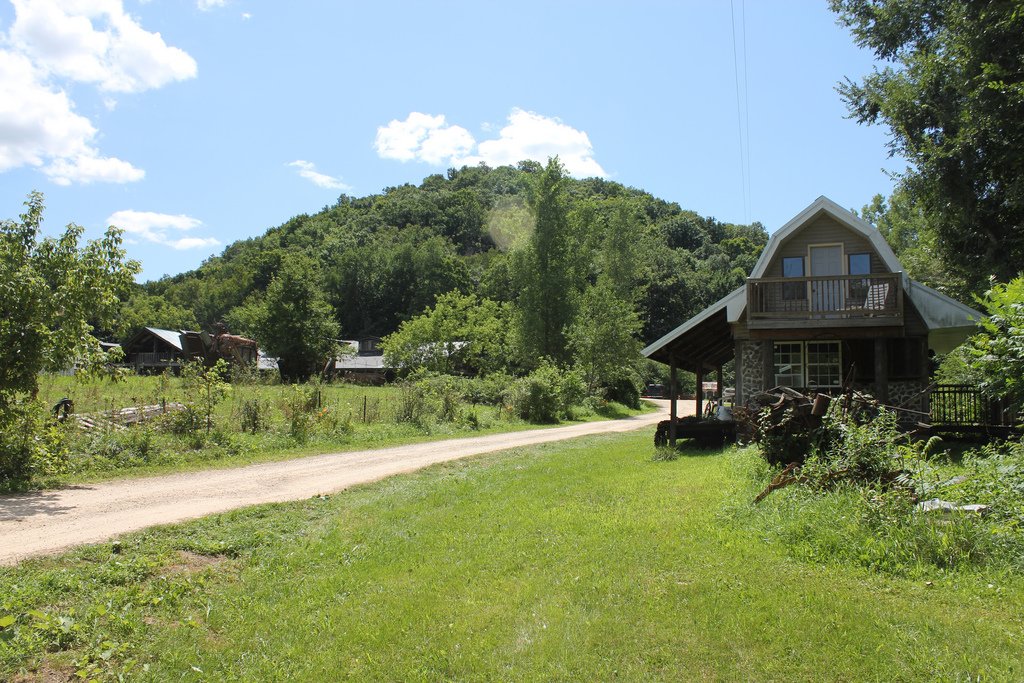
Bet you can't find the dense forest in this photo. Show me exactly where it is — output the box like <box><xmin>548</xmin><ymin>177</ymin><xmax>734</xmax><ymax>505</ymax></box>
<box><xmin>115</xmin><ymin>160</ymin><xmax>768</xmax><ymax>382</ymax></box>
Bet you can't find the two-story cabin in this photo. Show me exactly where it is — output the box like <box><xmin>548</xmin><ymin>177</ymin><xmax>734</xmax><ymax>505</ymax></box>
<box><xmin>642</xmin><ymin>196</ymin><xmax>982</xmax><ymax>429</ymax></box>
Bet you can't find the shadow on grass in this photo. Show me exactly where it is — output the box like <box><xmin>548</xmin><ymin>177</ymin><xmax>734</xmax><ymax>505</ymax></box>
<box><xmin>593</xmin><ymin>403</ymin><xmax>637</xmax><ymax>419</ymax></box>
<box><xmin>652</xmin><ymin>441</ymin><xmax>735</xmax><ymax>461</ymax></box>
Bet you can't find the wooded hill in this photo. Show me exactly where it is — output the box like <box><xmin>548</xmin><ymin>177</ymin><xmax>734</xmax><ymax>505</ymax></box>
<box><xmin>118</xmin><ymin>161</ymin><xmax>767</xmax><ymax>371</ymax></box>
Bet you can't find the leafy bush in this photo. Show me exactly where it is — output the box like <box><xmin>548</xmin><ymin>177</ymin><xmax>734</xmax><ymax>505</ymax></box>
<box><xmin>78</xmin><ymin>427</ymin><xmax>164</xmax><ymax>471</ymax></box>
<box><xmin>461</xmin><ymin>372</ymin><xmax>513</xmax><ymax>406</ymax></box>
<box><xmin>945</xmin><ymin>438</ymin><xmax>1024</xmax><ymax>559</ymax></box>
<box><xmin>393</xmin><ymin>381</ymin><xmax>429</xmax><ymax>426</ymax></box>
<box><xmin>411</xmin><ymin>371</ymin><xmax>465</xmax><ymax>422</ymax></box>
<box><xmin>800</xmin><ymin>408</ymin><xmax>903</xmax><ymax>486</ymax></box>
<box><xmin>557</xmin><ymin>367</ymin><xmax>587</xmax><ymax>419</ymax></box>
<box><xmin>283</xmin><ymin>384</ymin><xmax>321</xmax><ymax>442</ymax></box>
<box><xmin>239</xmin><ymin>397</ymin><xmax>270</xmax><ymax>434</ymax></box>
<box><xmin>163</xmin><ymin>404</ymin><xmax>204</xmax><ymax>435</ymax></box>
<box><xmin>510</xmin><ymin>364</ymin><xmax>562</xmax><ymax>423</ymax></box>
<box><xmin>180</xmin><ymin>360</ymin><xmax>230</xmax><ymax>435</ymax></box>
<box><xmin>0</xmin><ymin>401</ymin><xmax>70</xmax><ymax>487</ymax></box>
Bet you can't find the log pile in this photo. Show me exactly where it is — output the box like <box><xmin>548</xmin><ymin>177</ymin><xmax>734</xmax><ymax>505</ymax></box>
<box><xmin>73</xmin><ymin>402</ymin><xmax>185</xmax><ymax>431</ymax></box>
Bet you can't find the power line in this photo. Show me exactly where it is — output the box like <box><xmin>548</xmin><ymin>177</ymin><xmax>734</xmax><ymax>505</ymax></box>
<box><xmin>741</xmin><ymin>0</ymin><xmax>752</xmax><ymax>221</ymax></box>
<box><xmin>729</xmin><ymin>0</ymin><xmax>752</xmax><ymax>223</ymax></box>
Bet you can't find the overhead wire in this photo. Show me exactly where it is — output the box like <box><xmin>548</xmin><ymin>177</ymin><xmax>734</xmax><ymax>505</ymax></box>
<box><xmin>741</xmin><ymin>0</ymin><xmax>752</xmax><ymax>221</ymax></box>
<box><xmin>729</xmin><ymin>0</ymin><xmax>752</xmax><ymax>223</ymax></box>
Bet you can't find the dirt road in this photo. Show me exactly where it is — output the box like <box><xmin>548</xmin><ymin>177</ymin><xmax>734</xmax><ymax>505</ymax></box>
<box><xmin>0</xmin><ymin>401</ymin><xmax>675</xmax><ymax>565</ymax></box>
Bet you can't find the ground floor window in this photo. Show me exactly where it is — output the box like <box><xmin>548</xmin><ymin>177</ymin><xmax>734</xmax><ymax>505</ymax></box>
<box><xmin>806</xmin><ymin>342</ymin><xmax>842</xmax><ymax>388</ymax></box>
<box><xmin>773</xmin><ymin>342</ymin><xmax>804</xmax><ymax>387</ymax></box>
<box><xmin>773</xmin><ymin>341</ymin><xmax>842</xmax><ymax>388</ymax></box>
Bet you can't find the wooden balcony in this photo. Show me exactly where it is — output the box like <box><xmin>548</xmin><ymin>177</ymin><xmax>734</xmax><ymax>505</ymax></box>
<box><xmin>747</xmin><ymin>272</ymin><xmax>903</xmax><ymax>329</ymax></box>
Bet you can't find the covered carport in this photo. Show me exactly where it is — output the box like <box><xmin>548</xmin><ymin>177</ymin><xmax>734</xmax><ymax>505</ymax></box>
<box><xmin>642</xmin><ymin>287</ymin><xmax>744</xmax><ymax>446</ymax></box>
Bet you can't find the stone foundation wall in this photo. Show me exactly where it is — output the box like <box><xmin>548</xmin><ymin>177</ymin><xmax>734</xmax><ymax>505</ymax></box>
<box><xmin>738</xmin><ymin>340</ymin><xmax>765</xmax><ymax>402</ymax></box>
<box><xmin>852</xmin><ymin>380</ymin><xmax>928</xmax><ymax>425</ymax></box>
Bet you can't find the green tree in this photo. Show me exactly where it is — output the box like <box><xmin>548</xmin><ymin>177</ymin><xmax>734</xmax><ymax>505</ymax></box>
<box><xmin>567</xmin><ymin>278</ymin><xmax>644</xmax><ymax>400</ymax></box>
<box><xmin>252</xmin><ymin>254</ymin><xmax>339</xmax><ymax>381</ymax></box>
<box><xmin>859</xmin><ymin>188</ymin><xmax>969</xmax><ymax>299</ymax></box>
<box><xmin>1</xmin><ymin>192</ymin><xmax>138</xmax><ymax>397</ymax></box>
<box><xmin>832</xmin><ymin>0</ymin><xmax>1024</xmax><ymax>292</ymax></box>
<box><xmin>113</xmin><ymin>291</ymin><xmax>199</xmax><ymax>342</ymax></box>
<box><xmin>1</xmin><ymin>192</ymin><xmax>137</xmax><ymax>484</ymax></box>
<box><xmin>968</xmin><ymin>276</ymin><xmax>1024</xmax><ymax>407</ymax></box>
<box><xmin>514</xmin><ymin>157</ymin><xmax>585</xmax><ymax>363</ymax></box>
<box><xmin>380</xmin><ymin>291</ymin><xmax>514</xmax><ymax>376</ymax></box>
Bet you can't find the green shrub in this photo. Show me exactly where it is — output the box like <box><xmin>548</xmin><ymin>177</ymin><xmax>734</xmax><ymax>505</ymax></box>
<box><xmin>0</xmin><ymin>401</ymin><xmax>70</xmax><ymax>487</ymax></box>
<box><xmin>605</xmin><ymin>375</ymin><xmax>642</xmax><ymax>409</ymax></box>
<box><xmin>412</xmin><ymin>371</ymin><xmax>465</xmax><ymax>423</ymax></box>
<box><xmin>163</xmin><ymin>404</ymin><xmax>204</xmax><ymax>435</ymax></box>
<box><xmin>557</xmin><ymin>367</ymin><xmax>587</xmax><ymax>419</ymax></box>
<box><xmin>801</xmin><ymin>408</ymin><xmax>903</xmax><ymax>486</ymax></box>
<box><xmin>78</xmin><ymin>427</ymin><xmax>164</xmax><ymax>471</ymax></box>
<box><xmin>283</xmin><ymin>384</ymin><xmax>319</xmax><ymax>442</ymax></box>
<box><xmin>239</xmin><ymin>397</ymin><xmax>270</xmax><ymax>434</ymax></box>
<box><xmin>393</xmin><ymin>381</ymin><xmax>429</xmax><ymax>426</ymax></box>
<box><xmin>510</xmin><ymin>364</ymin><xmax>562</xmax><ymax>423</ymax></box>
<box><xmin>462</xmin><ymin>373</ymin><xmax>513</xmax><ymax>406</ymax></box>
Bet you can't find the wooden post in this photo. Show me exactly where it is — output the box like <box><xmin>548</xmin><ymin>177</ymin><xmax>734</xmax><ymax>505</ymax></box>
<box><xmin>874</xmin><ymin>338</ymin><xmax>888</xmax><ymax>403</ymax></box>
<box><xmin>919</xmin><ymin>337</ymin><xmax>931</xmax><ymax>417</ymax></box>
<box><xmin>696</xmin><ymin>362</ymin><xmax>704</xmax><ymax>419</ymax></box>
<box><xmin>716</xmin><ymin>365</ymin><xmax>724</xmax><ymax>407</ymax></box>
<box><xmin>762</xmin><ymin>341</ymin><xmax>774</xmax><ymax>390</ymax></box>
<box><xmin>669</xmin><ymin>355</ymin><xmax>678</xmax><ymax>447</ymax></box>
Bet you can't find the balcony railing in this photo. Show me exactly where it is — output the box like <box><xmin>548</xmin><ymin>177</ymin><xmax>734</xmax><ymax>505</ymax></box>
<box><xmin>747</xmin><ymin>272</ymin><xmax>903</xmax><ymax>325</ymax></box>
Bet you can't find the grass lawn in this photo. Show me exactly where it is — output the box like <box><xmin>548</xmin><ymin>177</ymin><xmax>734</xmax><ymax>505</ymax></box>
<box><xmin>2</xmin><ymin>432</ymin><xmax>1022</xmax><ymax>680</ymax></box>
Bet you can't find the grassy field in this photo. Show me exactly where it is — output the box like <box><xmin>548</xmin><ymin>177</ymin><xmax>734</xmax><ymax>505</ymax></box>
<box><xmin>2</xmin><ymin>432</ymin><xmax>1022</xmax><ymax>681</ymax></box>
<box><xmin>28</xmin><ymin>374</ymin><xmax>649</xmax><ymax>486</ymax></box>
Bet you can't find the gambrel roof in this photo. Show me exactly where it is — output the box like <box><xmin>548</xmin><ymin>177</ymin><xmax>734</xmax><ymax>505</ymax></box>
<box><xmin>749</xmin><ymin>195</ymin><xmax>903</xmax><ymax>278</ymax></box>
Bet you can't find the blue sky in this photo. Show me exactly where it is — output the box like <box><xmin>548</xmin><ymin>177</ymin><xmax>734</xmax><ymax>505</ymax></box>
<box><xmin>0</xmin><ymin>0</ymin><xmax>904</xmax><ymax>281</ymax></box>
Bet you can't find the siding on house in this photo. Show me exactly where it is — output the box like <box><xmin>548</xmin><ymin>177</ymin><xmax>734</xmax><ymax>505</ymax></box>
<box><xmin>766</xmin><ymin>214</ymin><xmax>887</xmax><ymax>276</ymax></box>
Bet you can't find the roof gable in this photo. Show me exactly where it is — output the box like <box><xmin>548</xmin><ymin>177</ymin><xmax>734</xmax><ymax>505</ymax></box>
<box><xmin>750</xmin><ymin>196</ymin><xmax>904</xmax><ymax>278</ymax></box>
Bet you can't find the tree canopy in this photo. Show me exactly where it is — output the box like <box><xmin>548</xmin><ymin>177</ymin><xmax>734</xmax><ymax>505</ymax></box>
<box><xmin>1</xmin><ymin>192</ymin><xmax>138</xmax><ymax>399</ymax></box>
<box><xmin>833</xmin><ymin>0</ymin><xmax>1024</xmax><ymax>292</ymax></box>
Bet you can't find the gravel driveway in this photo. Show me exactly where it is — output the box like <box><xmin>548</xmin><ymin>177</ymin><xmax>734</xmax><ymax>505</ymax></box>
<box><xmin>0</xmin><ymin>401</ymin><xmax>675</xmax><ymax>565</ymax></box>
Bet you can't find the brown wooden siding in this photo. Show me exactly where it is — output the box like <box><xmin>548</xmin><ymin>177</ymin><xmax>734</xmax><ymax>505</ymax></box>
<box><xmin>767</xmin><ymin>214</ymin><xmax>885</xmax><ymax>276</ymax></box>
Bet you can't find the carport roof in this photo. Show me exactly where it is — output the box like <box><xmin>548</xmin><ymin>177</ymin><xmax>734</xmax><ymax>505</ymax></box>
<box><xmin>641</xmin><ymin>286</ymin><xmax>745</xmax><ymax>372</ymax></box>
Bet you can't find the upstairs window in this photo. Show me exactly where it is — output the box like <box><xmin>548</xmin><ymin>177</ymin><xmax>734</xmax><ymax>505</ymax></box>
<box><xmin>782</xmin><ymin>256</ymin><xmax>805</xmax><ymax>301</ymax></box>
<box><xmin>848</xmin><ymin>252</ymin><xmax>872</xmax><ymax>301</ymax></box>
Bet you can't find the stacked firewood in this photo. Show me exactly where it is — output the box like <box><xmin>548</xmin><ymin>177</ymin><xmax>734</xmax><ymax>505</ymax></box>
<box><xmin>72</xmin><ymin>402</ymin><xmax>185</xmax><ymax>431</ymax></box>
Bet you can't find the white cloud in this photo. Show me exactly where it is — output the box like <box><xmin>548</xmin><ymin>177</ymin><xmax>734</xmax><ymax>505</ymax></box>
<box><xmin>465</xmin><ymin>108</ymin><xmax>606</xmax><ymax>178</ymax></box>
<box><xmin>197</xmin><ymin>0</ymin><xmax>228</xmax><ymax>10</ymax></box>
<box><xmin>375</xmin><ymin>112</ymin><xmax>474</xmax><ymax>164</ymax></box>
<box><xmin>0</xmin><ymin>49</ymin><xmax>144</xmax><ymax>182</ymax></box>
<box><xmin>0</xmin><ymin>0</ymin><xmax>196</xmax><ymax>185</ymax></box>
<box><xmin>8</xmin><ymin>0</ymin><xmax>197</xmax><ymax>93</ymax></box>
<box><xmin>107</xmin><ymin>210</ymin><xmax>220</xmax><ymax>250</ymax></box>
<box><xmin>44</xmin><ymin>154</ymin><xmax>144</xmax><ymax>185</ymax></box>
<box><xmin>241</xmin><ymin>12</ymin><xmax>252</xmax><ymax>20</ymax></box>
<box><xmin>374</xmin><ymin>109</ymin><xmax>606</xmax><ymax>178</ymax></box>
<box><xmin>288</xmin><ymin>160</ymin><xmax>352</xmax><ymax>191</ymax></box>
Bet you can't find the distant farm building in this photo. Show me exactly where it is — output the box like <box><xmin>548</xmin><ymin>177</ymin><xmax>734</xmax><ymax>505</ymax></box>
<box><xmin>123</xmin><ymin>327</ymin><xmax>258</xmax><ymax>373</ymax></box>
<box><xmin>334</xmin><ymin>337</ymin><xmax>392</xmax><ymax>384</ymax></box>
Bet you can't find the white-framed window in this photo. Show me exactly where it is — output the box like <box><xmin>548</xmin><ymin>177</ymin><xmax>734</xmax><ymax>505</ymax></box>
<box><xmin>806</xmin><ymin>341</ymin><xmax>842</xmax><ymax>388</ymax></box>
<box><xmin>773</xmin><ymin>342</ymin><xmax>804</xmax><ymax>387</ymax></box>
<box><xmin>773</xmin><ymin>341</ymin><xmax>842</xmax><ymax>388</ymax></box>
